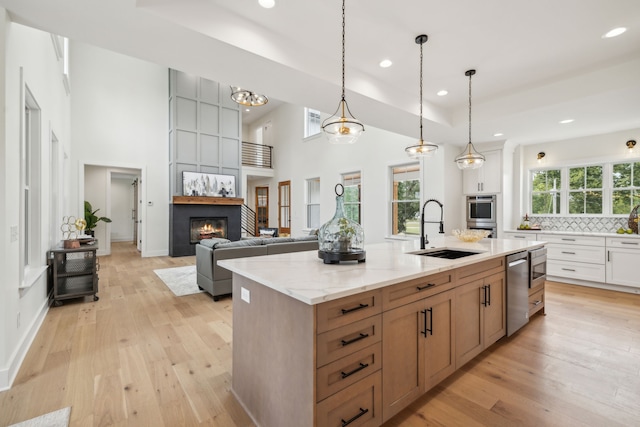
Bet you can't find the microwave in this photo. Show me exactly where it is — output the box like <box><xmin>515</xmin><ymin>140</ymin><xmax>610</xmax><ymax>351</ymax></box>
<box><xmin>466</xmin><ymin>195</ymin><xmax>496</xmax><ymax>226</ymax></box>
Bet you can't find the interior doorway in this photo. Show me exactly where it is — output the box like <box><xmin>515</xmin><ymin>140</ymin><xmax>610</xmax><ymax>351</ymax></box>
<box><xmin>255</xmin><ymin>186</ymin><xmax>269</xmax><ymax>235</ymax></box>
<box><xmin>278</xmin><ymin>180</ymin><xmax>291</xmax><ymax>236</ymax></box>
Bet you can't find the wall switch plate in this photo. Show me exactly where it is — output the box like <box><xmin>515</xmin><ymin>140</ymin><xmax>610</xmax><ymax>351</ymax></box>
<box><xmin>241</xmin><ymin>287</ymin><xmax>250</xmax><ymax>303</ymax></box>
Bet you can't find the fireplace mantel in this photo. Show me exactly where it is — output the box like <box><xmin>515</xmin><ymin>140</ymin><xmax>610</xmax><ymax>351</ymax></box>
<box><xmin>172</xmin><ymin>196</ymin><xmax>244</xmax><ymax>206</ymax></box>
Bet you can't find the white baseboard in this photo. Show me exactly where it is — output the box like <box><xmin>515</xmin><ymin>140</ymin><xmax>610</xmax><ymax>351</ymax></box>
<box><xmin>0</xmin><ymin>298</ymin><xmax>50</xmax><ymax>391</ymax></box>
<box><xmin>547</xmin><ymin>276</ymin><xmax>640</xmax><ymax>295</ymax></box>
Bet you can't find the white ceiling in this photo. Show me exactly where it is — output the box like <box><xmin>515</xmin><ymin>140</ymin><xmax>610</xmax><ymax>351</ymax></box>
<box><xmin>2</xmin><ymin>0</ymin><xmax>640</xmax><ymax>146</ymax></box>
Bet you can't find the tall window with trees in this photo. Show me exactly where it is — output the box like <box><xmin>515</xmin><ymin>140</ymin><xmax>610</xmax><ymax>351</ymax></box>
<box><xmin>531</xmin><ymin>169</ymin><xmax>561</xmax><ymax>214</ymax></box>
<box><xmin>342</xmin><ymin>172</ymin><xmax>361</xmax><ymax>224</ymax></box>
<box><xmin>612</xmin><ymin>161</ymin><xmax>640</xmax><ymax>214</ymax></box>
<box><xmin>391</xmin><ymin>164</ymin><xmax>420</xmax><ymax>236</ymax></box>
<box><xmin>568</xmin><ymin>165</ymin><xmax>603</xmax><ymax>214</ymax></box>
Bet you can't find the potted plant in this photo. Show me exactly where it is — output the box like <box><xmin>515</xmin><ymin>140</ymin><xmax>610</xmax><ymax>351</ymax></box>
<box><xmin>84</xmin><ymin>201</ymin><xmax>112</xmax><ymax>236</ymax></box>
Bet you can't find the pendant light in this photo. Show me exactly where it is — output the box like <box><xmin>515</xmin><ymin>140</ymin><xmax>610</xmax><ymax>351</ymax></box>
<box><xmin>405</xmin><ymin>34</ymin><xmax>438</xmax><ymax>158</ymax></box>
<box><xmin>321</xmin><ymin>0</ymin><xmax>364</xmax><ymax>144</ymax></box>
<box><xmin>455</xmin><ymin>69</ymin><xmax>485</xmax><ymax>170</ymax></box>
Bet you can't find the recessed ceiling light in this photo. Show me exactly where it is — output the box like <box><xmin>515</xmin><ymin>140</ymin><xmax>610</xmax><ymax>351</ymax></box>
<box><xmin>602</xmin><ymin>27</ymin><xmax>627</xmax><ymax>38</ymax></box>
<box><xmin>493</xmin><ymin>133</ymin><xmax>504</xmax><ymax>137</ymax></box>
<box><xmin>379</xmin><ymin>59</ymin><xmax>392</xmax><ymax>68</ymax></box>
<box><xmin>559</xmin><ymin>119</ymin><xmax>574</xmax><ymax>124</ymax></box>
<box><xmin>258</xmin><ymin>0</ymin><xmax>275</xmax><ymax>9</ymax></box>
<box><xmin>436</xmin><ymin>90</ymin><xmax>448</xmax><ymax>96</ymax></box>
<box><xmin>245</xmin><ymin>108</ymin><xmax>251</xmax><ymax>112</ymax></box>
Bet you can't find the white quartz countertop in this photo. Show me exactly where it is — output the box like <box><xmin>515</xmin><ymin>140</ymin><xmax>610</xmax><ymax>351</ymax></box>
<box><xmin>218</xmin><ymin>236</ymin><xmax>545</xmax><ymax>305</ymax></box>
<box><xmin>504</xmin><ymin>229</ymin><xmax>640</xmax><ymax>239</ymax></box>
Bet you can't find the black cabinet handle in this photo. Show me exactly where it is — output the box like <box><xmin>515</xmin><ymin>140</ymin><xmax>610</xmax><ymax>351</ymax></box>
<box><xmin>420</xmin><ymin>309</ymin><xmax>427</xmax><ymax>337</ymax></box>
<box><xmin>562</xmin><ymin>268</ymin><xmax>576</xmax><ymax>272</ymax></box>
<box><xmin>426</xmin><ymin>307</ymin><xmax>433</xmax><ymax>336</ymax></box>
<box><xmin>561</xmin><ymin>238</ymin><xmax>576</xmax><ymax>241</ymax></box>
<box><xmin>341</xmin><ymin>303</ymin><xmax>369</xmax><ymax>315</ymax></box>
<box><xmin>482</xmin><ymin>285</ymin><xmax>488</xmax><ymax>307</ymax></box>
<box><xmin>487</xmin><ymin>284</ymin><xmax>491</xmax><ymax>306</ymax></box>
<box><xmin>561</xmin><ymin>251</ymin><xmax>576</xmax><ymax>255</ymax></box>
<box><xmin>341</xmin><ymin>408</ymin><xmax>369</xmax><ymax>426</ymax></box>
<box><xmin>341</xmin><ymin>362</ymin><xmax>369</xmax><ymax>379</ymax></box>
<box><xmin>416</xmin><ymin>283</ymin><xmax>435</xmax><ymax>291</ymax></box>
<box><xmin>341</xmin><ymin>333</ymin><xmax>369</xmax><ymax>347</ymax></box>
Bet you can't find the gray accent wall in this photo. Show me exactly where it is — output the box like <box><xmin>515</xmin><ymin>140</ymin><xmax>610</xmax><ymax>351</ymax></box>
<box><xmin>169</xmin><ymin>70</ymin><xmax>242</xmax><ymax>196</ymax></box>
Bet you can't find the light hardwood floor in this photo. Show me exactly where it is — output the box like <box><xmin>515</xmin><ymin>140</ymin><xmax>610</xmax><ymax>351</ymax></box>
<box><xmin>1</xmin><ymin>242</ymin><xmax>639</xmax><ymax>426</ymax></box>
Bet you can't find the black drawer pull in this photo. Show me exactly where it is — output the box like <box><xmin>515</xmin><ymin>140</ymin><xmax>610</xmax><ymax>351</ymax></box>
<box><xmin>341</xmin><ymin>333</ymin><xmax>369</xmax><ymax>346</ymax></box>
<box><xmin>417</xmin><ymin>283</ymin><xmax>436</xmax><ymax>291</ymax></box>
<box><xmin>561</xmin><ymin>238</ymin><xmax>576</xmax><ymax>241</ymax></box>
<box><xmin>341</xmin><ymin>303</ymin><xmax>369</xmax><ymax>315</ymax></box>
<box><xmin>561</xmin><ymin>251</ymin><xmax>576</xmax><ymax>255</ymax></box>
<box><xmin>562</xmin><ymin>268</ymin><xmax>576</xmax><ymax>272</ymax></box>
<box><xmin>341</xmin><ymin>408</ymin><xmax>369</xmax><ymax>427</ymax></box>
<box><xmin>341</xmin><ymin>362</ymin><xmax>369</xmax><ymax>379</ymax></box>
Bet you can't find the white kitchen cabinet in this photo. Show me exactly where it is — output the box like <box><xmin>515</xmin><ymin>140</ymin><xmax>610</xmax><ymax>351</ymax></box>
<box><xmin>539</xmin><ymin>233</ymin><xmax>606</xmax><ymax>283</ymax></box>
<box><xmin>502</xmin><ymin>231</ymin><xmax>538</xmax><ymax>241</ymax></box>
<box><xmin>606</xmin><ymin>237</ymin><xmax>640</xmax><ymax>288</ymax></box>
<box><xmin>463</xmin><ymin>149</ymin><xmax>502</xmax><ymax>195</ymax></box>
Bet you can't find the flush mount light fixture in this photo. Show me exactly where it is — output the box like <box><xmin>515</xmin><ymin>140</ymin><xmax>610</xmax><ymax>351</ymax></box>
<box><xmin>454</xmin><ymin>69</ymin><xmax>485</xmax><ymax>170</ymax></box>
<box><xmin>321</xmin><ymin>0</ymin><xmax>365</xmax><ymax>144</ymax></box>
<box><xmin>603</xmin><ymin>27</ymin><xmax>627</xmax><ymax>38</ymax></box>
<box><xmin>405</xmin><ymin>34</ymin><xmax>439</xmax><ymax>158</ymax></box>
<box><xmin>230</xmin><ymin>87</ymin><xmax>269</xmax><ymax>107</ymax></box>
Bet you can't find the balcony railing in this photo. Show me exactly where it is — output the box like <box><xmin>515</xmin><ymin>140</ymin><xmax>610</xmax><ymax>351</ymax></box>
<box><xmin>242</xmin><ymin>141</ymin><xmax>273</xmax><ymax>169</ymax></box>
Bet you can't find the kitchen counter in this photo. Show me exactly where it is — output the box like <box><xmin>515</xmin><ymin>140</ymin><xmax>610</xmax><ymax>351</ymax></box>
<box><xmin>219</xmin><ymin>236</ymin><xmax>544</xmax><ymax>305</ymax></box>
<box><xmin>505</xmin><ymin>229</ymin><xmax>640</xmax><ymax>239</ymax></box>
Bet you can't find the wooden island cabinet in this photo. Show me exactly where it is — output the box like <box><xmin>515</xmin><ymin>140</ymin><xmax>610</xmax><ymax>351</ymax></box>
<box><xmin>221</xmin><ymin>238</ymin><xmax>544</xmax><ymax>427</ymax></box>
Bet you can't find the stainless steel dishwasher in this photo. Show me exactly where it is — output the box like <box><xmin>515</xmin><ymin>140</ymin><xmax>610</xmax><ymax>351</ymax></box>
<box><xmin>506</xmin><ymin>251</ymin><xmax>529</xmax><ymax>336</ymax></box>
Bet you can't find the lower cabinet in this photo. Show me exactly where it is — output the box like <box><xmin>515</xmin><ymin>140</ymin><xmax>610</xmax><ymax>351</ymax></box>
<box><xmin>381</xmin><ymin>289</ymin><xmax>456</xmax><ymax>422</ymax></box>
<box><xmin>455</xmin><ymin>271</ymin><xmax>506</xmax><ymax>369</ymax></box>
<box><xmin>606</xmin><ymin>237</ymin><xmax>640</xmax><ymax>288</ymax></box>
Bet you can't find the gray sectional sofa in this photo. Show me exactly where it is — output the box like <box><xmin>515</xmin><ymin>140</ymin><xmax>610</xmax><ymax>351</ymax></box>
<box><xmin>195</xmin><ymin>235</ymin><xmax>319</xmax><ymax>301</ymax></box>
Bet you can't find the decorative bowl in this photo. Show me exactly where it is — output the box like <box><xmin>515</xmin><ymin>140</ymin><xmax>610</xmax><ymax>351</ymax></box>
<box><xmin>452</xmin><ymin>229</ymin><xmax>491</xmax><ymax>242</ymax></box>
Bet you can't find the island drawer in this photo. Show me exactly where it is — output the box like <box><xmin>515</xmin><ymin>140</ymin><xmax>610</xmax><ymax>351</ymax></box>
<box><xmin>316</xmin><ymin>370</ymin><xmax>382</xmax><ymax>427</ymax></box>
<box><xmin>456</xmin><ymin>257</ymin><xmax>505</xmax><ymax>285</ymax></box>
<box><xmin>317</xmin><ymin>315</ymin><xmax>382</xmax><ymax>367</ymax></box>
<box><xmin>529</xmin><ymin>287</ymin><xmax>544</xmax><ymax>316</ymax></box>
<box><xmin>316</xmin><ymin>289</ymin><xmax>382</xmax><ymax>334</ymax></box>
<box><xmin>316</xmin><ymin>342</ymin><xmax>382</xmax><ymax>402</ymax></box>
<box><xmin>382</xmin><ymin>271</ymin><xmax>455</xmax><ymax>311</ymax></box>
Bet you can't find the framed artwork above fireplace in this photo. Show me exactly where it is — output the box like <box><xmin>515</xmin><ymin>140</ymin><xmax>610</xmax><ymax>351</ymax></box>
<box><xmin>182</xmin><ymin>171</ymin><xmax>236</xmax><ymax>198</ymax></box>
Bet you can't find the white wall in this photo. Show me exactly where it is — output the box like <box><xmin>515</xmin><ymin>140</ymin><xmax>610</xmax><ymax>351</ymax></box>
<box><xmin>0</xmin><ymin>19</ymin><xmax>71</xmax><ymax>390</ymax></box>
<box><xmin>110</xmin><ymin>176</ymin><xmax>135</xmax><ymax>242</ymax></box>
<box><xmin>245</xmin><ymin>103</ymin><xmax>464</xmax><ymax>243</ymax></box>
<box><xmin>70</xmin><ymin>42</ymin><xmax>168</xmax><ymax>257</ymax></box>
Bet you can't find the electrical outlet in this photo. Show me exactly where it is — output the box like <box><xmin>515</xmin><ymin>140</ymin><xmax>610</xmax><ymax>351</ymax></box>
<box><xmin>241</xmin><ymin>287</ymin><xmax>250</xmax><ymax>303</ymax></box>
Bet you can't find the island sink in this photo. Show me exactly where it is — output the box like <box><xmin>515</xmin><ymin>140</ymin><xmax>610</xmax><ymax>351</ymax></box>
<box><xmin>409</xmin><ymin>248</ymin><xmax>484</xmax><ymax>259</ymax></box>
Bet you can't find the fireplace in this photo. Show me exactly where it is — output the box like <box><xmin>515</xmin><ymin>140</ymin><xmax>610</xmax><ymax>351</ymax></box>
<box><xmin>190</xmin><ymin>217</ymin><xmax>227</xmax><ymax>243</ymax></box>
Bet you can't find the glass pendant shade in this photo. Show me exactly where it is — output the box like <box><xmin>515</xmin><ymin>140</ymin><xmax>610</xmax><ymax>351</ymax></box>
<box><xmin>322</xmin><ymin>0</ymin><xmax>364</xmax><ymax>145</ymax></box>
<box><xmin>455</xmin><ymin>142</ymin><xmax>485</xmax><ymax>170</ymax></box>
<box><xmin>405</xmin><ymin>34</ymin><xmax>438</xmax><ymax>158</ymax></box>
<box><xmin>318</xmin><ymin>184</ymin><xmax>366</xmax><ymax>264</ymax></box>
<box><xmin>454</xmin><ymin>69</ymin><xmax>484</xmax><ymax>170</ymax></box>
<box><xmin>230</xmin><ymin>86</ymin><xmax>268</xmax><ymax>107</ymax></box>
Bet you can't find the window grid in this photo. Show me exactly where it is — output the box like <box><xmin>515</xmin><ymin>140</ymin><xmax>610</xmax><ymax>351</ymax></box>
<box><xmin>342</xmin><ymin>172</ymin><xmax>361</xmax><ymax>224</ymax></box>
<box><xmin>304</xmin><ymin>108</ymin><xmax>321</xmax><ymax>138</ymax></box>
<box><xmin>568</xmin><ymin>165</ymin><xmax>603</xmax><ymax>215</ymax></box>
<box><xmin>612</xmin><ymin>161</ymin><xmax>640</xmax><ymax>214</ymax></box>
<box><xmin>306</xmin><ymin>177</ymin><xmax>320</xmax><ymax>229</ymax></box>
<box><xmin>391</xmin><ymin>163</ymin><xmax>420</xmax><ymax>236</ymax></box>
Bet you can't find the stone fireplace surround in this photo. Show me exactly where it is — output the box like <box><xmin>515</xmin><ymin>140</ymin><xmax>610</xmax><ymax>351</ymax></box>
<box><xmin>169</xmin><ymin>196</ymin><xmax>243</xmax><ymax>257</ymax></box>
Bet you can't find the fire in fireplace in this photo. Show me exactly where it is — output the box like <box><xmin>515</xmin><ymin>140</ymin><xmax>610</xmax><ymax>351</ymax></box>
<box><xmin>190</xmin><ymin>217</ymin><xmax>227</xmax><ymax>243</ymax></box>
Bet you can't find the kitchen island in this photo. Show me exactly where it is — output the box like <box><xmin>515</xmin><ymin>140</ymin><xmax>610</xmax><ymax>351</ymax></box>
<box><xmin>219</xmin><ymin>237</ymin><xmax>545</xmax><ymax>427</ymax></box>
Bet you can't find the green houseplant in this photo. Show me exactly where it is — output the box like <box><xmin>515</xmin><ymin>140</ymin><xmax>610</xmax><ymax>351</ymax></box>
<box><xmin>84</xmin><ymin>201</ymin><xmax>112</xmax><ymax>236</ymax></box>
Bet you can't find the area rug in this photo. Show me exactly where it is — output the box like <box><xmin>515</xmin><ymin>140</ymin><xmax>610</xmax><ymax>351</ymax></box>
<box><xmin>154</xmin><ymin>265</ymin><xmax>203</xmax><ymax>296</ymax></box>
<box><xmin>9</xmin><ymin>406</ymin><xmax>71</xmax><ymax>427</ymax></box>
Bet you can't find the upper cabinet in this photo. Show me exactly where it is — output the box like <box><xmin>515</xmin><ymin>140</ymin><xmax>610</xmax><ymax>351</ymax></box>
<box><xmin>463</xmin><ymin>149</ymin><xmax>502</xmax><ymax>195</ymax></box>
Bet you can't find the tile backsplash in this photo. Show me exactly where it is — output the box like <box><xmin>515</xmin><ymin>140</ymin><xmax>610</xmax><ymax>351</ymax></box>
<box><xmin>530</xmin><ymin>216</ymin><xmax>630</xmax><ymax>233</ymax></box>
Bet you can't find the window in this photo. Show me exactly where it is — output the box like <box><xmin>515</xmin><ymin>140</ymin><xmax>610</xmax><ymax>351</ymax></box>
<box><xmin>21</xmin><ymin>82</ymin><xmax>43</xmax><ymax>283</ymax></box>
<box><xmin>612</xmin><ymin>161</ymin><xmax>640</xmax><ymax>214</ymax></box>
<box><xmin>568</xmin><ymin>165</ymin><xmax>603</xmax><ymax>214</ymax></box>
<box><xmin>391</xmin><ymin>164</ymin><xmax>420</xmax><ymax>236</ymax></box>
<box><xmin>531</xmin><ymin>169</ymin><xmax>561</xmax><ymax>215</ymax></box>
<box><xmin>304</xmin><ymin>108</ymin><xmax>321</xmax><ymax>138</ymax></box>
<box><xmin>306</xmin><ymin>178</ymin><xmax>320</xmax><ymax>229</ymax></box>
<box><xmin>342</xmin><ymin>172</ymin><xmax>361</xmax><ymax>224</ymax></box>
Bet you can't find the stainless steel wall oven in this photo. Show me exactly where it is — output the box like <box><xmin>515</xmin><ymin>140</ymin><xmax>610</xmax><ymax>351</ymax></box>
<box><xmin>466</xmin><ymin>195</ymin><xmax>497</xmax><ymax>238</ymax></box>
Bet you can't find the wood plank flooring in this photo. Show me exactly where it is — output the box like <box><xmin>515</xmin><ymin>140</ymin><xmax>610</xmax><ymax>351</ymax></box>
<box><xmin>1</xmin><ymin>242</ymin><xmax>639</xmax><ymax>426</ymax></box>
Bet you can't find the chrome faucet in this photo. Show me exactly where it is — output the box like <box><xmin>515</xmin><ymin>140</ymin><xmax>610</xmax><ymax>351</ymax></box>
<box><xmin>420</xmin><ymin>198</ymin><xmax>444</xmax><ymax>249</ymax></box>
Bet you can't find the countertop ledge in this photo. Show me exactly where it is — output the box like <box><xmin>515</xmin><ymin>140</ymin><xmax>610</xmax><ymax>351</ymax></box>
<box><xmin>219</xmin><ymin>236</ymin><xmax>544</xmax><ymax>305</ymax></box>
<box><xmin>504</xmin><ymin>229</ymin><xmax>640</xmax><ymax>239</ymax></box>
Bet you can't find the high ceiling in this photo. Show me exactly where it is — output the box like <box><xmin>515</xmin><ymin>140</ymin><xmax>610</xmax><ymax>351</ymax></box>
<box><xmin>2</xmin><ymin>0</ymin><xmax>640</xmax><ymax>146</ymax></box>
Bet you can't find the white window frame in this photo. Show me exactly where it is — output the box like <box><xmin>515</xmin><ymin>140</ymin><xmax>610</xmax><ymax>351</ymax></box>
<box><xmin>567</xmin><ymin>164</ymin><xmax>604</xmax><ymax>215</ymax></box>
<box><xmin>303</xmin><ymin>108</ymin><xmax>321</xmax><ymax>139</ymax></box>
<box><xmin>341</xmin><ymin>171</ymin><xmax>362</xmax><ymax>224</ymax></box>
<box><xmin>611</xmin><ymin>160</ymin><xmax>640</xmax><ymax>215</ymax></box>
<box><xmin>390</xmin><ymin>162</ymin><xmax>421</xmax><ymax>237</ymax></box>
<box><xmin>305</xmin><ymin>177</ymin><xmax>321</xmax><ymax>229</ymax></box>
